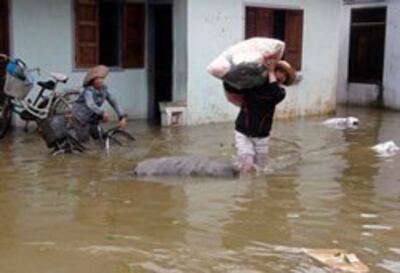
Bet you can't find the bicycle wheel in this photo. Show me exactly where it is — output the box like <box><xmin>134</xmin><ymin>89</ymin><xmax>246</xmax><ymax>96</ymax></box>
<box><xmin>49</xmin><ymin>90</ymin><xmax>80</xmax><ymax>117</ymax></box>
<box><xmin>105</xmin><ymin>129</ymin><xmax>135</xmax><ymax>150</ymax></box>
<box><xmin>95</xmin><ymin>125</ymin><xmax>107</xmax><ymax>150</ymax></box>
<box><xmin>0</xmin><ymin>95</ymin><xmax>13</xmax><ymax>138</ymax></box>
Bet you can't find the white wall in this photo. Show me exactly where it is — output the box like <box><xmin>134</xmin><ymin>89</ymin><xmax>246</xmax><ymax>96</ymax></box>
<box><xmin>10</xmin><ymin>0</ymin><xmax>148</xmax><ymax>121</ymax></box>
<box><xmin>347</xmin><ymin>83</ymin><xmax>381</xmax><ymax>107</ymax></box>
<box><xmin>185</xmin><ymin>0</ymin><xmax>342</xmax><ymax>125</ymax></box>
<box><xmin>382</xmin><ymin>0</ymin><xmax>400</xmax><ymax>109</ymax></box>
<box><xmin>337</xmin><ymin>3</ymin><xmax>351</xmax><ymax>105</ymax></box>
<box><xmin>338</xmin><ymin>1</ymin><xmax>400</xmax><ymax>110</ymax></box>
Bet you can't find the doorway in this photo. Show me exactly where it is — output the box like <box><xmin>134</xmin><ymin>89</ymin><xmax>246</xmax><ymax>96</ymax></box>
<box><xmin>148</xmin><ymin>3</ymin><xmax>173</xmax><ymax>124</ymax></box>
<box><xmin>348</xmin><ymin>7</ymin><xmax>386</xmax><ymax>83</ymax></box>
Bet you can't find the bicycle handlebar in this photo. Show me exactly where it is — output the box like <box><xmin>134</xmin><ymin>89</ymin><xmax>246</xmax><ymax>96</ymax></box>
<box><xmin>104</xmin><ymin>126</ymin><xmax>122</xmax><ymax>135</ymax></box>
<box><xmin>27</xmin><ymin>67</ymin><xmax>41</xmax><ymax>77</ymax></box>
<box><xmin>98</xmin><ymin>124</ymin><xmax>132</xmax><ymax>137</ymax></box>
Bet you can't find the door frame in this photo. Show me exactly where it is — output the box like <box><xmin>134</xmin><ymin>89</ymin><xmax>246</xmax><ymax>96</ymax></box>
<box><xmin>146</xmin><ymin>0</ymin><xmax>174</xmax><ymax>123</ymax></box>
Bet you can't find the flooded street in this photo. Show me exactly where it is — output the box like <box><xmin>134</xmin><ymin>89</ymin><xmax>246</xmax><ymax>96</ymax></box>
<box><xmin>0</xmin><ymin>106</ymin><xmax>399</xmax><ymax>273</ymax></box>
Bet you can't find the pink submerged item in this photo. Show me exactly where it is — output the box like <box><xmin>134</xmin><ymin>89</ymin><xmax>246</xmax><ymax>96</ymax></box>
<box><xmin>225</xmin><ymin>91</ymin><xmax>244</xmax><ymax>107</ymax></box>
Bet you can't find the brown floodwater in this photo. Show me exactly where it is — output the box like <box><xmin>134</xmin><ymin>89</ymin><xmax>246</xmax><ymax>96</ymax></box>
<box><xmin>0</xmin><ymin>106</ymin><xmax>399</xmax><ymax>273</ymax></box>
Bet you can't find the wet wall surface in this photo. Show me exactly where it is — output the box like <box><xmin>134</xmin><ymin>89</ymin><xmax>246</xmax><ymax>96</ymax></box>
<box><xmin>0</xmin><ymin>106</ymin><xmax>399</xmax><ymax>273</ymax></box>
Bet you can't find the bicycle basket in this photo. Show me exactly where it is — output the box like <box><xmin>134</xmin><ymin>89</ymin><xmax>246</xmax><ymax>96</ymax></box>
<box><xmin>3</xmin><ymin>58</ymin><xmax>34</xmax><ymax>99</ymax></box>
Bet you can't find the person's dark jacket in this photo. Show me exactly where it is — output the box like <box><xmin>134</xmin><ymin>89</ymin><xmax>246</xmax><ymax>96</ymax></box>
<box><xmin>224</xmin><ymin>80</ymin><xmax>286</xmax><ymax>138</ymax></box>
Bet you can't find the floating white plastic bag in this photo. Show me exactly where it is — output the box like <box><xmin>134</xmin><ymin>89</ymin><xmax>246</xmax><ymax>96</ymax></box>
<box><xmin>322</xmin><ymin>116</ymin><xmax>360</xmax><ymax>129</ymax></box>
<box><xmin>371</xmin><ymin>140</ymin><xmax>400</xmax><ymax>157</ymax></box>
<box><xmin>207</xmin><ymin>37</ymin><xmax>285</xmax><ymax>89</ymax></box>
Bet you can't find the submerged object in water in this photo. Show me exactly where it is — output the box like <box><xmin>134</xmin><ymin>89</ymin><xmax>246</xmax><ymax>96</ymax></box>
<box><xmin>322</xmin><ymin>116</ymin><xmax>359</xmax><ymax>129</ymax></box>
<box><xmin>304</xmin><ymin>249</ymin><xmax>369</xmax><ymax>273</ymax></box>
<box><xmin>371</xmin><ymin>140</ymin><xmax>399</xmax><ymax>157</ymax></box>
<box><xmin>133</xmin><ymin>155</ymin><xmax>239</xmax><ymax>178</ymax></box>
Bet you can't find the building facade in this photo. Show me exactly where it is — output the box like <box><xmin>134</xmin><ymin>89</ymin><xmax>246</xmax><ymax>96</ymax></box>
<box><xmin>1</xmin><ymin>0</ymin><xmax>343</xmax><ymax>126</ymax></box>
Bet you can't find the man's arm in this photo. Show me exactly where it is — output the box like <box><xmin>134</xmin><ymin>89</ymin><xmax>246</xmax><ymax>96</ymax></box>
<box><xmin>265</xmin><ymin>83</ymin><xmax>286</xmax><ymax>104</ymax></box>
<box><xmin>105</xmin><ymin>90</ymin><xmax>126</xmax><ymax>120</ymax></box>
<box><xmin>257</xmin><ymin>55</ymin><xmax>286</xmax><ymax>104</ymax></box>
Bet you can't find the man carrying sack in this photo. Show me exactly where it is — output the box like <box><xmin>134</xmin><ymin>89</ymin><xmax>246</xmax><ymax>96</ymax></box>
<box><xmin>223</xmin><ymin>54</ymin><xmax>296</xmax><ymax>173</ymax></box>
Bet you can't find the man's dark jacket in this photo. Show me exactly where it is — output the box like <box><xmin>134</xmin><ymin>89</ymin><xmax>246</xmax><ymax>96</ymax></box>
<box><xmin>224</xmin><ymin>80</ymin><xmax>286</xmax><ymax>138</ymax></box>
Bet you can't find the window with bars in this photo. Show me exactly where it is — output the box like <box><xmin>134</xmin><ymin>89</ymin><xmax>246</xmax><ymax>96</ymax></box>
<box><xmin>74</xmin><ymin>0</ymin><xmax>145</xmax><ymax>69</ymax></box>
<box><xmin>245</xmin><ymin>7</ymin><xmax>303</xmax><ymax>71</ymax></box>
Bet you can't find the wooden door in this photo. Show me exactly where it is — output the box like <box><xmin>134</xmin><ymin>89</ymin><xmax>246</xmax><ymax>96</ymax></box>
<box><xmin>284</xmin><ymin>10</ymin><xmax>303</xmax><ymax>70</ymax></box>
<box><xmin>245</xmin><ymin>7</ymin><xmax>273</xmax><ymax>39</ymax></box>
<box><xmin>75</xmin><ymin>0</ymin><xmax>99</xmax><ymax>68</ymax></box>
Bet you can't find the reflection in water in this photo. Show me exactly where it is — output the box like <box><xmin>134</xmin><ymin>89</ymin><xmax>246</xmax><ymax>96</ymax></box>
<box><xmin>0</xmin><ymin>107</ymin><xmax>399</xmax><ymax>273</ymax></box>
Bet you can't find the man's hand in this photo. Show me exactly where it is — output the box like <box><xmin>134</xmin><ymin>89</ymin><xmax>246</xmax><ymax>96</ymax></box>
<box><xmin>263</xmin><ymin>53</ymin><xmax>278</xmax><ymax>72</ymax></box>
<box><xmin>102</xmin><ymin>111</ymin><xmax>110</xmax><ymax>122</ymax></box>
<box><xmin>118</xmin><ymin>117</ymin><xmax>127</xmax><ymax>129</ymax></box>
<box><xmin>262</xmin><ymin>53</ymin><xmax>278</xmax><ymax>82</ymax></box>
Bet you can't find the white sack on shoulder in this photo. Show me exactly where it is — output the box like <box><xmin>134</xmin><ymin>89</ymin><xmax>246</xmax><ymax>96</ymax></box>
<box><xmin>207</xmin><ymin>37</ymin><xmax>285</xmax><ymax>89</ymax></box>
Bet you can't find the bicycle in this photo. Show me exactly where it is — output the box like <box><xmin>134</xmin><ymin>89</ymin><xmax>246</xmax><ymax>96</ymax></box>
<box><xmin>0</xmin><ymin>54</ymin><xmax>80</xmax><ymax>138</ymax></box>
<box><xmin>47</xmin><ymin>122</ymin><xmax>135</xmax><ymax>156</ymax></box>
<box><xmin>37</xmin><ymin>114</ymin><xmax>87</xmax><ymax>156</ymax></box>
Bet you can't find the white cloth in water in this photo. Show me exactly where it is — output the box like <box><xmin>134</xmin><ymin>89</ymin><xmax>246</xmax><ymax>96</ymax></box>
<box><xmin>322</xmin><ymin>116</ymin><xmax>359</xmax><ymax>129</ymax></box>
<box><xmin>371</xmin><ymin>141</ymin><xmax>400</xmax><ymax>157</ymax></box>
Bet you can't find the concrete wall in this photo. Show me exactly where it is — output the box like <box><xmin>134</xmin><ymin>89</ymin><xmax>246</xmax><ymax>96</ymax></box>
<box><xmin>185</xmin><ymin>0</ymin><xmax>342</xmax><ymax>125</ymax></box>
<box><xmin>337</xmin><ymin>3</ymin><xmax>351</xmax><ymax>106</ymax></box>
<box><xmin>173</xmin><ymin>0</ymin><xmax>188</xmax><ymax>102</ymax></box>
<box><xmin>382</xmin><ymin>0</ymin><xmax>400</xmax><ymax>109</ymax></box>
<box><xmin>10</xmin><ymin>0</ymin><xmax>148</xmax><ymax>122</ymax></box>
<box><xmin>338</xmin><ymin>0</ymin><xmax>400</xmax><ymax>110</ymax></box>
<box><xmin>347</xmin><ymin>83</ymin><xmax>382</xmax><ymax>106</ymax></box>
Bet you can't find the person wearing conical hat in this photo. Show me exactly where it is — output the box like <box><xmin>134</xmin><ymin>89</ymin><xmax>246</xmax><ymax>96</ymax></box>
<box><xmin>72</xmin><ymin>65</ymin><xmax>127</xmax><ymax>143</ymax></box>
<box><xmin>223</xmin><ymin>54</ymin><xmax>296</xmax><ymax>173</ymax></box>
